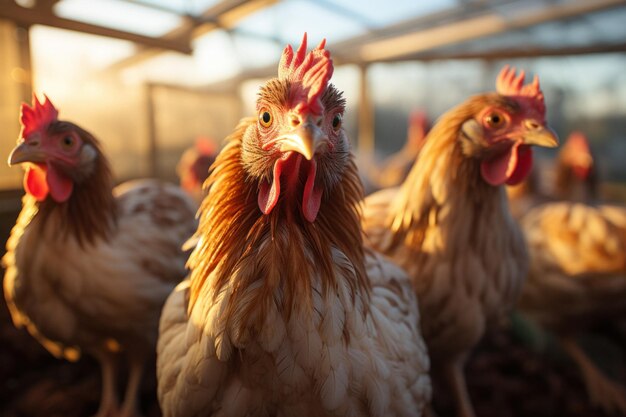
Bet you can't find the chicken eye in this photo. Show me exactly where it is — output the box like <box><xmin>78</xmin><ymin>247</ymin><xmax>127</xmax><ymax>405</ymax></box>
<box><xmin>332</xmin><ymin>113</ymin><xmax>342</xmax><ymax>131</ymax></box>
<box><xmin>259</xmin><ymin>110</ymin><xmax>272</xmax><ymax>128</ymax></box>
<box><xmin>61</xmin><ymin>135</ymin><xmax>74</xmax><ymax>149</ymax></box>
<box><xmin>484</xmin><ymin>112</ymin><xmax>505</xmax><ymax>129</ymax></box>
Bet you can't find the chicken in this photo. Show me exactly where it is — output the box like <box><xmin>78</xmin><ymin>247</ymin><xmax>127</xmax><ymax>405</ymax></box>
<box><xmin>367</xmin><ymin>110</ymin><xmax>429</xmax><ymax>191</ymax></box>
<box><xmin>157</xmin><ymin>34</ymin><xmax>431</xmax><ymax>417</ymax></box>
<box><xmin>362</xmin><ymin>66</ymin><xmax>559</xmax><ymax>417</ymax></box>
<box><xmin>518</xmin><ymin>202</ymin><xmax>626</xmax><ymax>414</ymax></box>
<box><xmin>517</xmin><ymin>133</ymin><xmax>626</xmax><ymax>414</ymax></box>
<box><xmin>553</xmin><ymin>131</ymin><xmax>598</xmax><ymax>202</ymax></box>
<box><xmin>3</xmin><ymin>95</ymin><xmax>197</xmax><ymax>417</ymax></box>
<box><xmin>505</xmin><ymin>166</ymin><xmax>543</xmax><ymax>220</ymax></box>
<box><xmin>176</xmin><ymin>136</ymin><xmax>218</xmax><ymax>203</ymax></box>
<box><xmin>506</xmin><ymin>130</ymin><xmax>596</xmax><ymax>218</ymax></box>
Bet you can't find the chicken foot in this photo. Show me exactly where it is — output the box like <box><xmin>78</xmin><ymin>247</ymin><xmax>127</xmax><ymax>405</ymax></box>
<box><xmin>561</xmin><ymin>336</ymin><xmax>626</xmax><ymax>415</ymax></box>
<box><xmin>118</xmin><ymin>352</ymin><xmax>145</xmax><ymax>417</ymax></box>
<box><xmin>93</xmin><ymin>350</ymin><xmax>119</xmax><ymax>417</ymax></box>
<box><xmin>443</xmin><ymin>355</ymin><xmax>476</xmax><ymax>417</ymax></box>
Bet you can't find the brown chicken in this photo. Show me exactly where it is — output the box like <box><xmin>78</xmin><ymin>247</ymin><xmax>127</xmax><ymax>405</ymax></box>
<box><xmin>367</xmin><ymin>110</ymin><xmax>430</xmax><ymax>191</ymax></box>
<box><xmin>157</xmin><ymin>34</ymin><xmax>431</xmax><ymax>417</ymax></box>
<box><xmin>3</xmin><ymin>95</ymin><xmax>197</xmax><ymax>417</ymax></box>
<box><xmin>362</xmin><ymin>66</ymin><xmax>558</xmax><ymax>417</ymax></box>
<box><xmin>518</xmin><ymin>131</ymin><xmax>626</xmax><ymax>414</ymax></box>
<box><xmin>553</xmin><ymin>131</ymin><xmax>598</xmax><ymax>201</ymax></box>
<box><xmin>505</xmin><ymin>167</ymin><xmax>543</xmax><ymax>220</ymax></box>
<box><xmin>507</xmin><ymin>130</ymin><xmax>597</xmax><ymax>218</ymax></box>
<box><xmin>176</xmin><ymin>136</ymin><xmax>218</xmax><ymax>204</ymax></box>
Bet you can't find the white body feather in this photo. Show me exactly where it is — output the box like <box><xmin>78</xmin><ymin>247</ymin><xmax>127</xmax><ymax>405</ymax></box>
<box><xmin>3</xmin><ymin>179</ymin><xmax>197</xmax><ymax>359</ymax></box>
<box><xmin>362</xmin><ymin>182</ymin><xmax>527</xmax><ymax>361</ymax></box>
<box><xmin>519</xmin><ymin>202</ymin><xmax>626</xmax><ymax>328</ymax></box>
<box><xmin>157</xmin><ymin>248</ymin><xmax>431</xmax><ymax>417</ymax></box>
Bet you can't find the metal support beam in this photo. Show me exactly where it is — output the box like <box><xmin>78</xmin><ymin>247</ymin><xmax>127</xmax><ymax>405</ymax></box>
<box><xmin>350</xmin><ymin>0</ymin><xmax>626</xmax><ymax>62</ymax></box>
<box><xmin>197</xmin><ymin>0</ymin><xmax>626</xmax><ymax>89</ymax></box>
<box><xmin>390</xmin><ymin>42</ymin><xmax>626</xmax><ymax>63</ymax></box>
<box><xmin>330</xmin><ymin>0</ymin><xmax>520</xmax><ymax>54</ymax></box>
<box><xmin>0</xmin><ymin>2</ymin><xmax>193</xmax><ymax>54</ymax></box>
<box><xmin>106</xmin><ymin>0</ymin><xmax>277</xmax><ymax>72</ymax></box>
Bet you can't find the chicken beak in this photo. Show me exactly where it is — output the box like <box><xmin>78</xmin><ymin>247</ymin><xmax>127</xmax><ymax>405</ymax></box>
<box><xmin>8</xmin><ymin>141</ymin><xmax>45</xmax><ymax>166</ymax></box>
<box><xmin>523</xmin><ymin>124</ymin><xmax>559</xmax><ymax>148</ymax></box>
<box><xmin>277</xmin><ymin>121</ymin><xmax>328</xmax><ymax>161</ymax></box>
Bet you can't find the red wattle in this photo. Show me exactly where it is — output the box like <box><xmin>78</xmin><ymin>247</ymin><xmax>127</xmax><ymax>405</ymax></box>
<box><xmin>24</xmin><ymin>165</ymin><xmax>49</xmax><ymax>201</ymax></box>
<box><xmin>258</xmin><ymin>159</ymin><xmax>283</xmax><ymax>215</ymax></box>
<box><xmin>257</xmin><ymin>153</ymin><xmax>322</xmax><ymax>222</ymax></box>
<box><xmin>47</xmin><ymin>165</ymin><xmax>74</xmax><ymax>202</ymax></box>
<box><xmin>480</xmin><ymin>142</ymin><xmax>533</xmax><ymax>186</ymax></box>
<box><xmin>302</xmin><ymin>159</ymin><xmax>322</xmax><ymax>222</ymax></box>
<box><xmin>506</xmin><ymin>145</ymin><xmax>533</xmax><ymax>185</ymax></box>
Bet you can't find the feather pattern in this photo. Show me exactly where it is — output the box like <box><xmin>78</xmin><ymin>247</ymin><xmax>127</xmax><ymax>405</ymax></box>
<box><xmin>4</xmin><ymin>102</ymin><xmax>198</xmax><ymax>417</ymax></box>
<box><xmin>362</xmin><ymin>96</ymin><xmax>528</xmax><ymax>361</ymax></box>
<box><xmin>361</xmin><ymin>76</ymin><xmax>563</xmax><ymax>417</ymax></box>
<box><xmin>519</xmin><ymin>202</ymin><xmax>626</xmax><ymax>328</ymax></box>
<box><xmin>3</xmin><ymin>179</ymin><xmax>197</xmax><ymax>360</ymax></box>
<box><xmin>517</xmin><ymin>201</ymin><xmax>626</xmax><ymax>414</ymax></box>
<box><xmin>157</xmin><ymin>128</ymin><xmax>431</xmax><ymax>417</ymax></box>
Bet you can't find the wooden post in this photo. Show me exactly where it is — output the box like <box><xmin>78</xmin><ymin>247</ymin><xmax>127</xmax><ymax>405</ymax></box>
<box><xmin>15</xmin><ymin>24</ymin><xmax>32</xmax><ymax>101</ymax></box>
<box><xmin>0</xmin><ymin>20</ymin><xmax>32</xmax><ymax>189</ymax></box>
<box><xmin>358</xmin><ymin>64</ymin><xmax>374</xmax><ymax>158</ymax></box>
<box><xmin>144</xmin><ymin>83</ymin><xmax>158</xmax><ymax>178</ymax></box>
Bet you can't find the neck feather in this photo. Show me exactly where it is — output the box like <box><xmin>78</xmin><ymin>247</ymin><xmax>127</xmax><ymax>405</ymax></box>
<box><xmin>188</xmin><ymin>119</ymin><xmax>368</xmax><ymax>325</ymax></box>
<box><xmin>33</xmin><ymin>149</ymin><xmax>117</xmax><ymax>246</ymax></box>
<box><xmin>386</xmin><ymin>102</ymin><xmax>507</xmax><ymax>251</ymax></box>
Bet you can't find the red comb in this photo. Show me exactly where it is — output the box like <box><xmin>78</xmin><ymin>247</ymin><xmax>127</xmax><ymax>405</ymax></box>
<box><xmin>565</xmin><ymin>131</ymin><xmax>590</xmax><ymax>154</ymax></box>
<box><xmin>195</xmin><ymin>136</ymin><xmax>216</xmax><ymax>155</ymax></box>
<box><xmin>496</xmin><ymin>65</ymin><xmax>545</xmax><ymax>114</ymax></box>
<box><xmin>278</xmin><ymin>33</ymin><xmax>333</xmax><ymax>115</ymax></box>
<box><xmin>20</xmin><ymin>94</ymin><xmax>58</xmax><ymax>137</ymax></box>
<box><xmin>409</xmin><ymin>110</ymin><xmax>427</xmax><ymax>129</ymax></box>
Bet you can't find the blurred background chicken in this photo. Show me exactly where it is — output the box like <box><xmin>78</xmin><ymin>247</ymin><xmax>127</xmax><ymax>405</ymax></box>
<box><xmin>176</xmin><ymin>136</ymin><xmax>218</xmax><ymax>204</ymax></box>
<box><xmin>507</xmin><ymin>131</ymin><xmax>597</xmax><ymax>219</ymax></box>
<box><xmin>365</xmin><ymin>110</ymin><xmax>430</xmax><ymax>192</ymax></box>
<box><xmin>518</xmin><ymin>202</ymin><xmax>626</xmax><ymax>414</ymax></box>
<box><xmin>515</xmin><ymin>129</ymin><xmax>626</xmax><ymax>414</ymax></box>
<box><xmin>362</xmin><ymin>66</ymin><xmax>558</xmax><ymax>417</ymax></box>
<box><xmin>553</xmin><ymin>131</ymin><xmax>598</xmax><ymax>202</ymax></box>
<box><xmin>505</xmin><ymin>167</ymin><xmax>544</xmax><ymax>220</ymax></box>
<box><xmin>157</xmin><ymin>34</ymin><xmax>431</xmax><ymax>417</ymax></box>
<box><xmin>3</xmin><ymin>95</ymin><xmax>197</xmax><ymax>417</ymax></box>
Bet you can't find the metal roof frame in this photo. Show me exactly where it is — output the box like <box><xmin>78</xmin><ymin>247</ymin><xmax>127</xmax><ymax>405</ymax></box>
<box><xmin>1</xmin><ymin>0</ymin><xmax>625</xmax><ymax>87</ymax></box>
<box><xmin>205</xmin><ymin>0</ymin><xmax>624</xmax><ymax>85</ymax></box>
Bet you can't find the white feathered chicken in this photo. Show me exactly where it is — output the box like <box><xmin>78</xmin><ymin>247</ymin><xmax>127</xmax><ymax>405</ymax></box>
<box><xmin>157</xmin><ymin>34</ymin><xmax>431</xmax><ymax>417</ymax></box>
<box><xmin>3</xmin><ymin>95</ymin><xmax>197</xmax><ymax>417</ymax></box>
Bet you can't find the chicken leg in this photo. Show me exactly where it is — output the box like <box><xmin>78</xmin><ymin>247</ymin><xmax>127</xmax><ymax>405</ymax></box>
<box><xmin>561</xmin><ymin>337</ymin><xmax>626</xmax><ymax>415</ymax></box>
<box><xmin>118</xmin><ymin>352</ymin><xmax>145</xmax><ymax>417</ymax></box>
<box><xmin>93</xmin><ymin>350</ymin><xmax>119</xmax><ymax>417</ymax></box>
<box><xmin>443</xmin><ymin>355</ymin><xmax>476</xmax><ymax>417</ymax></box>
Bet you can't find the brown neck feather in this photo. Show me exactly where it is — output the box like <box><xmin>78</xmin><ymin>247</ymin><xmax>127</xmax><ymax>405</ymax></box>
<box><xmin>188</xmin><ymin>118</ymin><xmax>368</xmax><ymax>324</ymax></box>
<box><xmin>386</xmin><ymin>98</ymin><xmax>503</xmax><ymax>251</ymax></box>
<box><xmin>33</xmin><ymin>144</ymin><xmax>117</xmax><ymax>246</ymax></box>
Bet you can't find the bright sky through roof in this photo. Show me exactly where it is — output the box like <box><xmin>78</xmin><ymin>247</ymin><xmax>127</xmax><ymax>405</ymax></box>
<box><xmin>54</xmin><ymin>0</ymin><xmax>184</xmax><ymax>37</ymax></box>
<box><xmin>129</xmin><ymin>0</ymin><xmax>221</xmax><ymax>15</ymax></box>
<box><xmin>26</xmin><ymin>0</ymin><xmax>626</xmax><ymax>101</ymax></box>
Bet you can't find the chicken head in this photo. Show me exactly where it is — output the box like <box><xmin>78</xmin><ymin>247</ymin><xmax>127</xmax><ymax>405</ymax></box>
<box><xmin>240</xmin><ymin>33</ymin><xmax>349</xmax><ymax>222</ymax></box>
<box><xmin>8</xmin><ymin>95</ymin><xmax>98</xmax><ymax>203</ymax></box>
<box><xmin>459</xmin><ymin>66</ymin><xmax>559</xmax><ymax>187</ymax></box>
